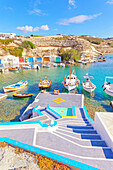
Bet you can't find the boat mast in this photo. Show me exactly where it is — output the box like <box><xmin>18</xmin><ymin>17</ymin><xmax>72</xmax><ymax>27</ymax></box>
<box><xmin>70</xmin><ymin>54</ymin><xmax>72</xmax><ymax>79</ymax></box>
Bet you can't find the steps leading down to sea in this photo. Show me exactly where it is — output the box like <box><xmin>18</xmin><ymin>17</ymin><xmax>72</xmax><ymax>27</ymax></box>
<box><xmin>34</xmin><ymin>107</ymin><xmax>113</xmax><ymax>170</ymax></box>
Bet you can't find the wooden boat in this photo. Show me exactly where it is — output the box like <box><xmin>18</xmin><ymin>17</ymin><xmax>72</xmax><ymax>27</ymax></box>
<box><xmin>38</xmin><ymin>79</ymin><xmax>52</xmax><ymax>89</ymax></box>
<box><xmin>3</xmin><ymin>80</ymin><xmax>28</xmax><ymax>93</ymax></box>
<box><xmin>8</xmin><ymin>67</ymin><xmax>19</xmax><ymax>71</ymax></box>
<box><xmin>82</xmin><ymin>74</ymin><xmax>96</xmax><ymax>93</ymax></box>
<box><xmin>13</xmin><ymin>92</ymin><xmax>33</xmax><ymax>98</ymax></box>
<box><xmin>102</xmin><ymin>76</ymin><xmax>113</xmax><ymax>96</ymax></box>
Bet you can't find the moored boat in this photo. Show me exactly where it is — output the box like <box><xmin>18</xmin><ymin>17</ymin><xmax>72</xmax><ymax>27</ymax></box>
<box><xmin>102</xmin><ymin>76</ymin><xmax>113</xmax><ymax>96</ymax></box>
<box><xmin>82</xmin><ymin>73</ymin><xmax>96</xmax><ymax>93</ymax></box>
<box><xmin>62</xmin><ymin>70</ymin><xmax>80</xmax><ymax>91</ymax></box>
<box><xmin>53</xmin><ymin>63</ymin><xmax>57</xmax><ymax>67</ymax></box>
<box><xmin>60</xmin><ymin>63</ymin><xmax>65</xmax><ymax>67</ymax></box>
<box><xmin>13</xmin><ymin>92</ymin><xmax>33</xmax><ymax>98</ymax></box>
<box><xmin>22</xmin><ymin>65</ymin><xmax>31</xmax><ymax>69</ymax></box>
<box><xmin>38</xmin><ymin>78</ymin><xmax>52</xmax><ymax>89</ymax></box>
<box><xmin>42</xmin><ymin>64</ymin><xmax>50</xmax><ymax>68</ymax></box>
<box><xmin>8</xmin><ymin>67</ymin><xmax>19</xmax><ymax>71</ymax></box>
<box><xmin>33</xmin><ymin>64</ymin><xmax>40</xmax><ymax>70</ymax></box>
<box><xmin>3</xmin><ymin>80</ymin><xmax>28</xmax><ymax>93</ymax></box>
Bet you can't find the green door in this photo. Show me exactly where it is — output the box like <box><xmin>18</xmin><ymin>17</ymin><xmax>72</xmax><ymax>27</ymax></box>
<box><xmin>56</xmin><ymin>57</ymin><xmax>60</xmax><ymax>63</ymax></box>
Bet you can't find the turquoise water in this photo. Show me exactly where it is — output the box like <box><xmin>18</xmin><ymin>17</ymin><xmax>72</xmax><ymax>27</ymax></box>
<box><xmin>51</xmin><ymin>107</ymin><xmax>72</xmax><ymax>117</ymax></box>
<box><xmin>0</xmin><ymin>54</ymin><xmax>113</xmax><ymax>121</ymax></box>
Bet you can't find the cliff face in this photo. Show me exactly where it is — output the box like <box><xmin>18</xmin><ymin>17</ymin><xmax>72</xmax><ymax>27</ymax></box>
<box><xmin>21</xmin><ymin>36</ymin><xmax>97</xmax><ymax>57</ymax></box>
<box><xmin>0</xmin><ymin>35</ymin><xmax>113</xmax><ymax>57</ymax></box>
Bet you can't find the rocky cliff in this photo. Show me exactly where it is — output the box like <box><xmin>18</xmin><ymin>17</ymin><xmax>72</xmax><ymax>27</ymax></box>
<box><xmin>0</xmin><ymin>35</ymin><xmax>113</xmax><ymax>57</ymax></box>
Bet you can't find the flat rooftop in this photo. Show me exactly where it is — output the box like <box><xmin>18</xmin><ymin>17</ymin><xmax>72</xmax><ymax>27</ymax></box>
<box><xmin>35</xmin><ymin>92</ymin><xmax>84</xmax><ymax>108</ymax></box>
<box><xmin>96</xmin><ymin>112</ymin><xmax>113</xmax><ymax>141</ymax></box>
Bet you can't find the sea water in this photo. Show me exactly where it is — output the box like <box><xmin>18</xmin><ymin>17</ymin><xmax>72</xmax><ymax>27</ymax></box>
<box><xmin>0</xmin><ymin>54</ymin><xmax>113</xmax><ymax>122</ymax></box>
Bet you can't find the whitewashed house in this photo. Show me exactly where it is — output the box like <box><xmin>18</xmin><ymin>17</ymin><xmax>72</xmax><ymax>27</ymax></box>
<box><xmin>0</xmin><ymin>55</ymin><xmax>19</xmax><ymax>68</ymax></box>
<box><xmin>0</xmin><ymin>33</ymin><xmax>16</xmax><ymax>39</ymax></box>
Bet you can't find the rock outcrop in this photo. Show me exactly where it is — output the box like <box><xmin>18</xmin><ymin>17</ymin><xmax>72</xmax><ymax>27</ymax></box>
<box><xmin>0</xmin><ymin>35</ymin><xmax>113</xmax><ymax>57</ymax></box>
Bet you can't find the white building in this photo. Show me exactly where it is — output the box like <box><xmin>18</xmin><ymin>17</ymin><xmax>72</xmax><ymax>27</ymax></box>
<box><xmin>0</xmin><ymin>55</ymin><xmax>19</xmax><ymax>68</ymax></box>
<box><xmin>0</xmin><ymin>33</ymin><xmax>16</xmax><ymax>39</ymax></box>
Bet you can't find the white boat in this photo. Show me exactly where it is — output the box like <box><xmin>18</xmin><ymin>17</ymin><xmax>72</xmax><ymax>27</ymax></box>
<box><xmin>60</xmin><ymin>63</ymin><xmax>65</xmax><ymax>67</ymax></box>
<box><xmin>22</xmin><ymin>65</ymin><xmax>31</xmax><ymax>69</ymax></box>
<box><xmin>33</xmin><ymin>64</ymin><xmax>40</xmax><ymax>70</ymax></box>
<box><xmin>82</xmin><ymin>74</ymin><xmax>96</xmax><ymax>93</ymax></box>
<box><xmin>42</xmin><ymin>64</ymin><xmax>50</xmax><ymax>68</ymax></box>
<box><xmin>82</xmin><ymin>61</ymin><xmax>88</xmax><ymax>65</ymax></box>
<box><xmin>62</xmin><ymin>70</ymin><xmax>80</xmax><ymax>91</ymax></box>
<box><xmin>102</xmin><ymin>76</ymin><xmax>113</xmax><ymax>96</ymax></box>
<box><xmin>3</xmin><ymin>80</ymin><xmax>28</xmax><ymax>93</ymax></box>
<box><xmin>53</xmin><ymin>63</ymin><xmax>57</xmax><ymax>67</ymax></box>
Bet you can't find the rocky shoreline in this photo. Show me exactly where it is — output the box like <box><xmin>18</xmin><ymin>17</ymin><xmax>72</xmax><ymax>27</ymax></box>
<box><xmin>0</xmin><ymin>142</ymin><xmax>70</xmax><ymax>170</ymax></box>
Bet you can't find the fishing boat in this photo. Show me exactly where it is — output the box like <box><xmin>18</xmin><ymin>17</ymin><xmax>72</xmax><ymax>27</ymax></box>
<box><xmin>3</xmin><ymin>80</ymin><xmax>28</xmax><ymax>93</ymax></box>
<box><xmin>42</xmin><ymin>64</ymin><xmax>50</xmax><ymax>68</ymax></box>
<box><xmin>82</xmin><ymin>61</ymin><xmax>87</xmax><ymax>65</ymax></box>
<box><xmin>60</xmin><ymin>63</ymin><xmax>65</xmax><ymax>67</ymax></box>
<box><xmin>102</xmin><ymin>77</ymin><xmax>113</xmax><ymax>96</ymax></box>
<box><xmin>53</xmin><ymin>63</ymin><xmax>57</xmax><ymax>67</ymax></box>
<box><xmin>82</xmin><ymin>73</ymin><xmax>96</xmax><ymax>93</ymax></box>
<box><xmin>38</xmin><ymin>78</ymin><xmax>52</xmax><ymax>89</ymax></box>
<box><xmin>13</xmin><ymin>92</ymin><xmax>33</xmax><ymax>98</ymax></box>
<box><xmin>8</xmin><ymin>67</ymin><xmax>19</xmax><ymax>71</ymax></box>
<box><xmin>22</xmin><ymin>65</ymin><xmax>31</xmax><ymax>69</ymax></box>
<box><xmin>33</xmin><ymin>64</ymin><xmax>40</xmax><ymax>70</ymax></box>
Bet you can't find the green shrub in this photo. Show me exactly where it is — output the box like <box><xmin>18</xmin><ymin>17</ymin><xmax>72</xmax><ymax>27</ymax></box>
<box><xmin>8</xmin><ymin>47</ymin><xmax>23</xmax><ymax>57</ymax></box>
<box><xmin>0</xmin><ymin>39</ymin><xmax>14</xmax><ymax>45</ymax></box>
<box><xmin>22</xmin><ymin>41</ymin><xmax>35</xmax><ymax>49</ymax></box>
<box><xmin>0</xmin><ymin>46</ymin><xmax>8</xmax><ymax>52</ymax></box>
<box><xmin>57</xmin><ymin>48</ymin><xmax>80</xmax><ymax>61</ymax></box>
<box><xmin>92</xmin><ymin>40</ymin><xmax>101</xmax><ymax>44</ymax></box>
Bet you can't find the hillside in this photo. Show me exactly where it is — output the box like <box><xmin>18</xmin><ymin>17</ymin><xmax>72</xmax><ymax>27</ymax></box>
<box><xmin>0</xmin><ymin>35</ymin><xmax>113</xmax><ymax>58</ymax></box>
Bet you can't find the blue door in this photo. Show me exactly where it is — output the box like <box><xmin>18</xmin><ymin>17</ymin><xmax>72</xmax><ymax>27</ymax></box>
<box><xmin>28</xmin><ymin>57</ymin><xmax>33</xmax><ymax>63</ymax></box>
<box><xmin>37</xmin><ymin>58</ymin><xmax>42</xmax><ymax>62</ymax></box>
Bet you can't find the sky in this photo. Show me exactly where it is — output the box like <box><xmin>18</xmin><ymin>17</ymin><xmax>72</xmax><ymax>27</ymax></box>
<box><xmin>0</xmin><ymin>0</ymin><xmax>113</xmax><ymax>38</ymax></box>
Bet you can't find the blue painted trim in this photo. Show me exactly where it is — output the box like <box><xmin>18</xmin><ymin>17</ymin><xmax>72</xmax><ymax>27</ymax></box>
<box><xmin>72</xmin><ymin>105</ymin><xmax>76</xmax><ymax>116</ymax></box>
<box><xmin>0</xmin><ymin>120</ymin><xmax>57</xmax><ymax>127</ymax></box>
<box><xmin>0</xmin><ymin>120</ymin><xmax>57</xmax><ymax>128</ymax></box>
<box><xmin>33</xmin><ymin>105</ymin><xmax>43</xmax><ymax>116</ymax></box>
<box><xmin>83</xmin><ymin>106</ymin><xmax>94</xmax><ymax>123</ymax></box>
<box><xmin>47</xmin><ymin>104</ymin><xmax>62</xmax><ymax>118</ymax></box>
<box><xmin>0</xmin><ymin>137</ymin><xmax>100</xmax><ymax>170</ymax></box>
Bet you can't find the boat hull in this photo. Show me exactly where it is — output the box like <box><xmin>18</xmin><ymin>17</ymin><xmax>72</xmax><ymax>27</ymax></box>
<box><xmin>103</xmin><ymin>86</ymin><xmax>113</xmax><ymax>96</ymax></box>
<box><xmin>63</xmin><ymin>84</ymin><xmax>78</xmax><ymax>91</ymax></box>
<box><xmin>13</xmin><ymin>92</ymin><xmax>33</xmax><ymax>98</ymax></box>
<box><xmin>82</xmin><ymin>85</ymin><xmax>96</xmax><ymax>93</ymax></box>
<box><xmin>3</xmin><ymin>81</ymin><xmax>28</xmax><ymax>93</ymax></box>
<box><xmin>38</xmin><ymin>80</ymin><xmax>52</xmax><ymax>89</ymax></box>
<box><xmin>104</xmin><ymin>89</ymin><xmax>113</xmax><ymax>96</ymax></box>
